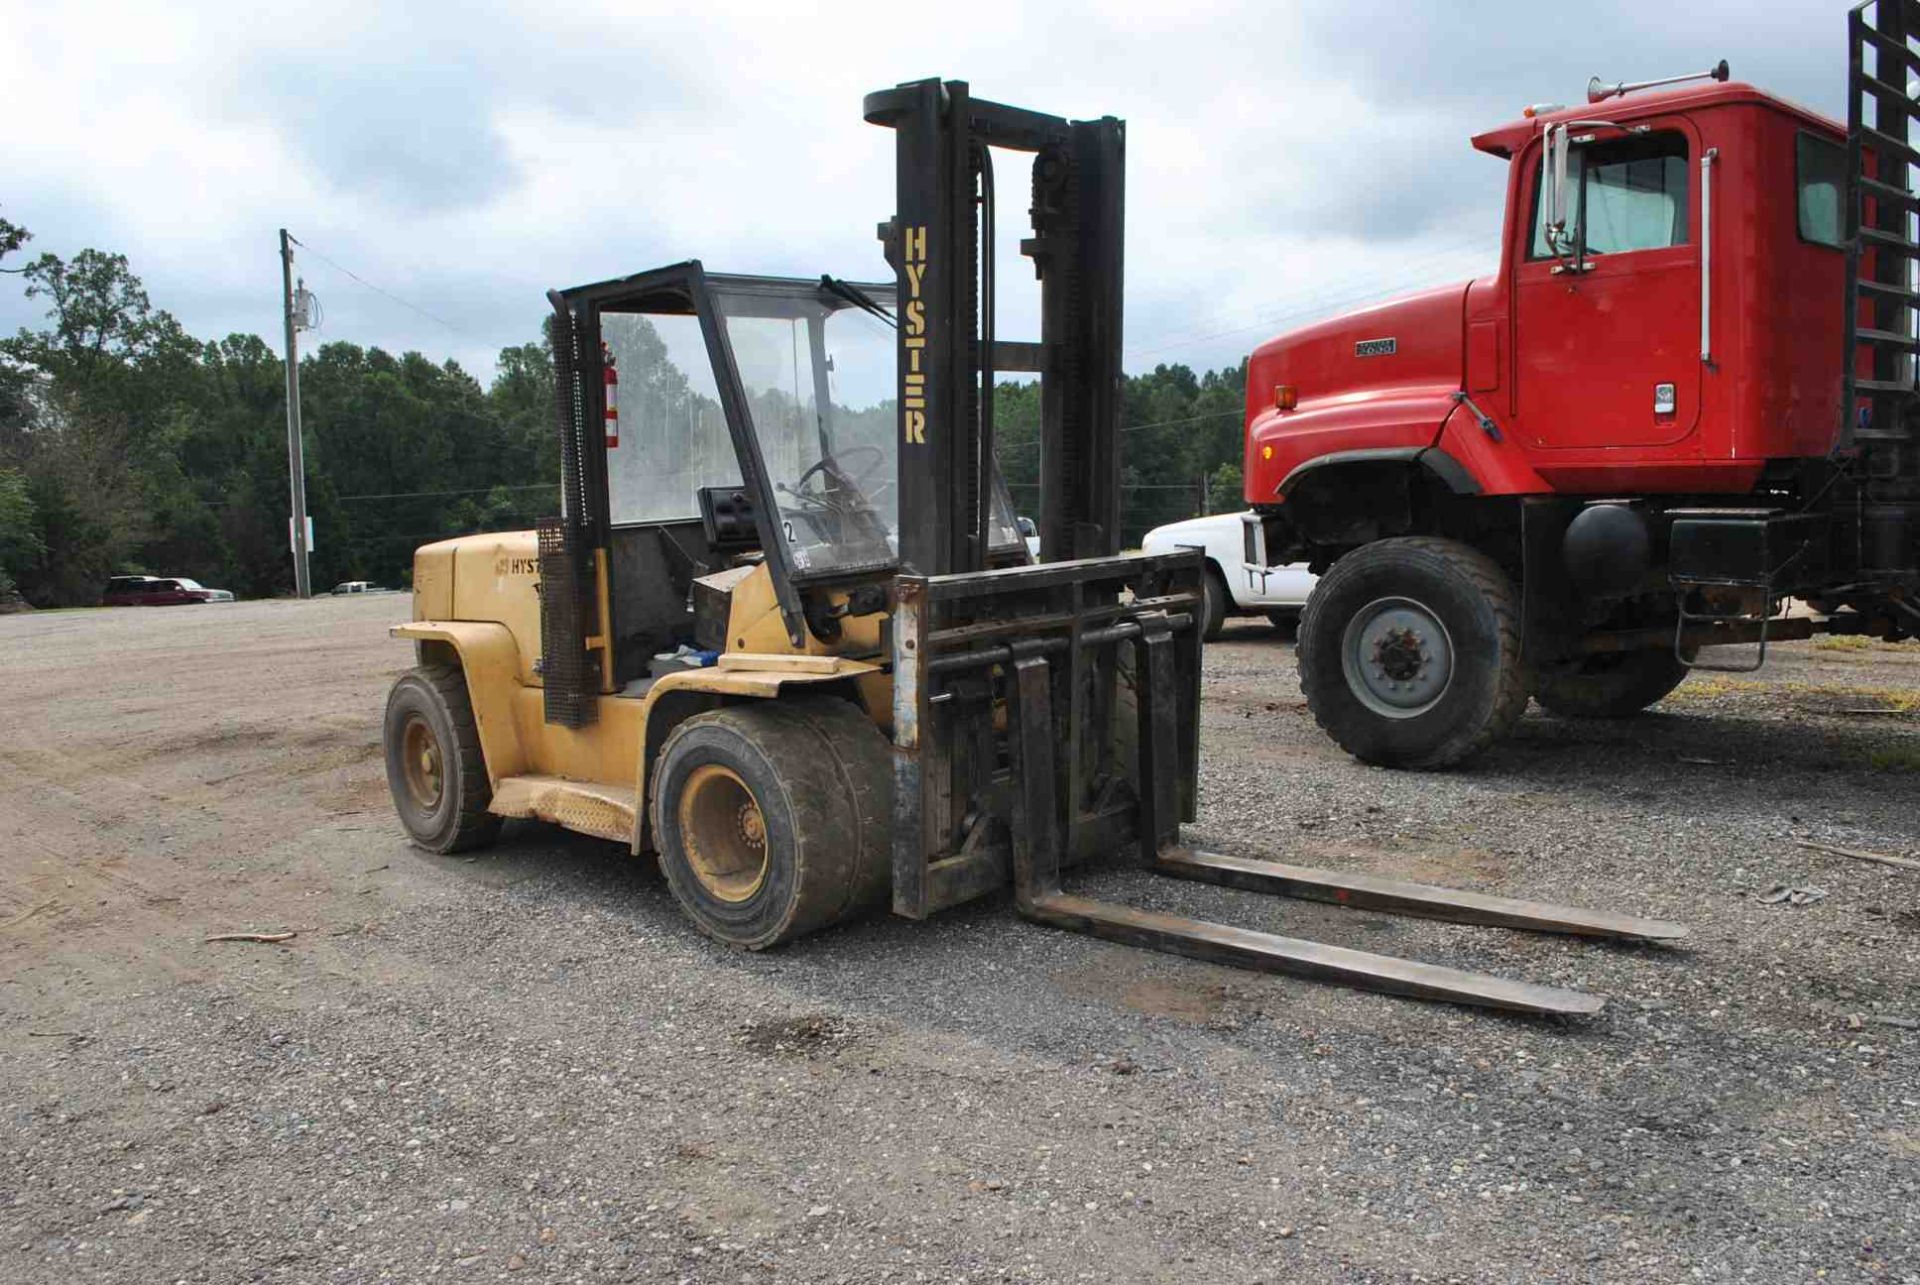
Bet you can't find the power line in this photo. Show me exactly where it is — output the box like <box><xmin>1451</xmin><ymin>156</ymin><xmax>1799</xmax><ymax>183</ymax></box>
<box><xmin>1122</xmin><ymin>235</ymin><xmax>1490</xmax><ymax>360</ymax></box>
<box><xmin>995</xmin><ymin>407</ymin><xmax>1241</xmax><ymax>455</ymax></box>
<box><xmin>1119</xmin><ymin>409</ymin><xmax>1241</xmax><ymax>433</ymax></box>
<box><xmin>335</xmin><ymin>484</ymin><xmax>557</xmax><ymax>502</ymax></box>
<box><xmin>287</xmin><ymin>234</ymin><xmax>481</xmax><ymax>341</ymax></box>
<box><xmin>1004</xmin><ymin>480</ymin><xmax>1207</xmax><ymax>491</ymax></box>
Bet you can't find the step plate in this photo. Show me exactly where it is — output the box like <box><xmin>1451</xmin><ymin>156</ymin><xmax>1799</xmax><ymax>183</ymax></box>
<box><xmin>1158</xmin><ymin>849</ymin><xmax>1688</xmax><ymax>944</ymax></box>
<box><xmin>1025</xmin><ymin>892</ymin><xmax>1604</xmax><ymax>1017</ymax></box>
<box><xmin>488</xmin><ymin>774</ymin><xmax>636</xmax><ymax>844</ymax></box>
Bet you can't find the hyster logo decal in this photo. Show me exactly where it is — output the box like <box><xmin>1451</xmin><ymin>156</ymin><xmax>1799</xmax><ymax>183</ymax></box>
<box><xmin>902</xmin><ymin>224</ymin><xmax>927</xmax><ymax>445</ymax></box>
<box><xmin>494</xmin><ymin>555</ymin><xmax>540</xmax><ymax>576</ymax></box>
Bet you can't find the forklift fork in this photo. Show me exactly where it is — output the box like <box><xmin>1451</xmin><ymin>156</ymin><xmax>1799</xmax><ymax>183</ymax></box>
<box><xmin>1003</xmin><ymin>614</ymin><xmax>1685</xmax><ymax>1019</ymax></box>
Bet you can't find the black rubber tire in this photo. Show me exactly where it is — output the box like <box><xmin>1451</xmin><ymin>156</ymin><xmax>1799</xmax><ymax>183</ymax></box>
<box><xmin>650</xmin><ymin>696</ymin><xmax>891</xmax><ymax>950</ymax></box>
<box><xmin>1200</xmin><ymin>567</ymin><xmax>1229</xmax><ymax>642</ymax></box>
<box><xmin>383</xmin><ymin>665</ymin><xmax>502</xmax><ymax>853</ymax></box>
<box><xmin>1266</xmin><ymin>608</ymin><xmax>1301</xmax><ymax>632</ymax></box>
<box><xmin>1297</xmin><ymin>537</ymin><xmax>1527</xmax><ymax>769</ymax></box>
<box><xmin>1533</xmin><ymin>649</ymin><xmax>1689</xmax><ymax>718</ymax></box>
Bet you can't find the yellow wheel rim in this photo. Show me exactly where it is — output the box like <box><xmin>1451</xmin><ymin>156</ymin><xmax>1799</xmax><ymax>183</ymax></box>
<box><xmin>400</xmin><ymin>714</ymin><xmax>444</xmax><ymax>811</ymax></box>
<box><xmin>677</xmin><ymin>764</ymin><xmax>769</xmax><ymax>903</ymax></box>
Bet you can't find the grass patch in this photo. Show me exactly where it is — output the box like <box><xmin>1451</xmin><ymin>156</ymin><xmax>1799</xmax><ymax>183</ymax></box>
<box><xmin>1667</xmin><ymin>675</ymin><xmax>1920</xmax><ymax>714</ymax></box>
<box><xmin>1867</xmin><ymin>744</ymin><xmax>1920</xmax><ymax>771</ymax></box>
<box><xmin>1846</xmin><ymin>686</ymin><xmax>1920</xmax><ymax>713</ymax></box>
<box><xmin>1665</xmin><ymin>674</ymin><xmax>1768</xmax><ymax>704</ymax></box>
<box><xmin>1814</xmin><ymin>634</ymin><xmax>1874</xmax><ymax>652</ymax></box>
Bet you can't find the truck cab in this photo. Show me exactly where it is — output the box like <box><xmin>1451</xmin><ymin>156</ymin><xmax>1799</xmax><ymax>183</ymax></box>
<box><xmin>1241</xmin><ymin>34</ymin><xmax>1920</xmax><ymax>770</ymax></box>
<box><xmin>1247</xmin><ymin>79</ymin><xmax>1846</xmax><ymax>509</ymax></box>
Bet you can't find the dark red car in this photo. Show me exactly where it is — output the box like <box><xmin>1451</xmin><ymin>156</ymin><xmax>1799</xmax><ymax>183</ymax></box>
<box><xmin>101</xmin><ymin>575</ymin><xmax>234</xmax><ymax>606</ymax></box>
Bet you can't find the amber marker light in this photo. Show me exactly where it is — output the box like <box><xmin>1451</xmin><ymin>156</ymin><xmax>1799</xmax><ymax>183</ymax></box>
<box><xmin>1274</xmin><ymin>384</ymin><xmax>1298</xmax><ymax>412</ymax></box>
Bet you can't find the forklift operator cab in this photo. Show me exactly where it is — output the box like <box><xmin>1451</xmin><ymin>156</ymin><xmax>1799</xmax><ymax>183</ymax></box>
<box><xmin>576</xmin><ymin>265</ymin><xmax>1025</xmax><ymax>681</ymax></box>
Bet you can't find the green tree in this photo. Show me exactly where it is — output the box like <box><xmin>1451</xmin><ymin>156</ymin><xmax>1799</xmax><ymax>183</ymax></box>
<box><xmin>0</xmin><ymin>466</ymin><xmax>42</xmax><ymax>598</ymax></box>
<box><xmin>9</xmin><ymin>396</ymin><xmax>148</xmax><ymax>604</ymax></box>
<box><xmin>0</xmin><ymin>210</ymin><xmax>27</xmax><ymax>271</ymax></box>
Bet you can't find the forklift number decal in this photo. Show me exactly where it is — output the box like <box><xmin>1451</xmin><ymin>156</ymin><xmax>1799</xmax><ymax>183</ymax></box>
<box><xmin>902</xmin><ymin>223</ymin><xmax>928</xmax><ymax>445</ymax></box>
<box><xmin>1354</xmin><ymin>337</ymin><xmax>1397</xmax><ymax>358</ymax></box>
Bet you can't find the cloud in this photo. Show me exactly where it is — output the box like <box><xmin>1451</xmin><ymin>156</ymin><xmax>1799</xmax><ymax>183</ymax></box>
<box><xmin>0</xmin><ymin>0</ymin><xmax>1859</xmax><ymax>387</ymax></box>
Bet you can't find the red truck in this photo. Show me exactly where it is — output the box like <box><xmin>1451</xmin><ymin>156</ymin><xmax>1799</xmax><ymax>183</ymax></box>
<box><xmin>101</xmin><ymin>575</ymin><xmax>234</xmax><ymax>606</ymax></box>
<box><xmin>1244</xmin><ymin>5</ymin><xmax>1920</xmax><ymax>768</ymax></box>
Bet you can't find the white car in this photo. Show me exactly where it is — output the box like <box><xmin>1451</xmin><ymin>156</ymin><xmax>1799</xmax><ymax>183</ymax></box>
<box><xmin>1140</xmin><ymin>511</ymin><xmax>1316</xmax><ymax>640</ymax></box>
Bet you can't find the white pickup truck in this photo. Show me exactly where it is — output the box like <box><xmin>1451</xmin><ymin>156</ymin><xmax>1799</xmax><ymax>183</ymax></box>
<box><xmin>1140</xmin><ymin>511</ymin><xmax>1317</xmax><ymax>641</ymax></box>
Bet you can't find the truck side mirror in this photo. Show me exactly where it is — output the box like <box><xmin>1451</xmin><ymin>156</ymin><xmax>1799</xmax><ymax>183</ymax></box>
<box><xmin>1541</xmin><ymin>123</ymin><xmax>1572</xmax><ymax>253</ymax></box>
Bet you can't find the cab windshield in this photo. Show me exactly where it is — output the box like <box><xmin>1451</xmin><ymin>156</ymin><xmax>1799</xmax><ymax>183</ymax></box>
<box><xmin>712</xmin><ymin>285</ymin><xmax>899</xmax><ymax>578</ymax></box>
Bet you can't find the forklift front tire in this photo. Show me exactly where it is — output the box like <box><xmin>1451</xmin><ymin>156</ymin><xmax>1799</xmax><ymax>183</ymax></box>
<box><xmin>1298</xmin><ymin>537</ymin><xmax>1527</xmax><ymax>769</ymax></box>
<box><xmin>383</xmin><ymin>665</ymin><xmax>502</xmax><ymax>854</ymax></box>
<box><xmin>651</xmin><ymin>697</ymin><xmax>890</xmax><ymax>950</ymax></box>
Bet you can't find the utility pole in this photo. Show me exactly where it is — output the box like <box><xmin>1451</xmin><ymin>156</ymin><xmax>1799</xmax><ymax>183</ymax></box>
<box><xmin>279</xmin><ymin>229</ymin><xmax>312</xmax><ymax>599</ymax></box>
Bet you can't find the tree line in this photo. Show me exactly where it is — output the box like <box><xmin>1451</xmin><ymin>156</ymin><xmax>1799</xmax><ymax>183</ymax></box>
<box><xmin>0</xmin><ymin>218</ymin><xmax>1247</xmax><ymax>606</ymax></box>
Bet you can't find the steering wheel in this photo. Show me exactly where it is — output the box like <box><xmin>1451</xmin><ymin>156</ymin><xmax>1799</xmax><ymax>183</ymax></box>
<box><xmin>794</xmin><ymin>444</ymin><xmax>887</xmax><ymax>497</ymax></box>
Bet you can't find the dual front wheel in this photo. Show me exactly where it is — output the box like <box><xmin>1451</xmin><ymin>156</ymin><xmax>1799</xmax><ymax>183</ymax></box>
<box><xmin>649</xmin><ymin>697</ymin><xmax>891</xmax><ymax>949</ymax></box>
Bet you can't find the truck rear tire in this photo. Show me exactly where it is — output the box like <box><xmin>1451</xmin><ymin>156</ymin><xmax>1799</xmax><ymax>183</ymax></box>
<box><xmin>1297</xmin><ymin>537</ymin><xmax>1527</xmax><ymax>769</ymax></box>
<box><xmin>650</xmin><ymin>696</ymin><xmax>891</xmax><ymax>950</ymax></box>
<box><xmin>1533</xmin><ymin>650</ymin><xmax>1689</xmax><ymax>718</ymax></box>
<box><xmin>383</xmin><ymin>665</ymin><xmax>503</xmax><ymax>853</ymax></box>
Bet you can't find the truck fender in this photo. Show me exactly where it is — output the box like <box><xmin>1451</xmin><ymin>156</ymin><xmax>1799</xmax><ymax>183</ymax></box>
<box><xmin>390</xmin><ymin>621</ymin><xmax>527</xmax><ymax>784</ymax></box>
<box><xmin>1434</xmin><ymin>405</ymin><xmax>1551</xmax><ymax>496</ymax></box>
<box><xmin>1278</xmin><ymin>445</ymin><xmax>1483</xmax><ymax>498</ymax></box>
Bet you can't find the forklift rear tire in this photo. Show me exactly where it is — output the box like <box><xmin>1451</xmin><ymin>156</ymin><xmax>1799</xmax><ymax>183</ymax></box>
<box><xmin>1533</xmin><ymin>650</ymin><xmax>1689</xmax><ymax>718</ymax></box>
<box><xmin>1298</xmin><ymin>537</ymin><xmax>1527</xmax><ymax>769</ymax></box>
<box><xmin>1201</xmin><ymin>569</ymin><xmax>1229</xmax><ymax>642</ymax></box>
<box><xmin>651</xmin><ymin>696</ymin><xmax>891</xmax><ymax>950</ymax></box>
<box><xmin>383</xmin><ymin>665</ymin><xmax>503</xmax><ymax>854</ymax></box>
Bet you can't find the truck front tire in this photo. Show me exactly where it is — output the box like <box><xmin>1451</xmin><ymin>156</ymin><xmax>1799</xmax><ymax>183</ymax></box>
<box><xmin>1201</xmin><ymin>568</ymin><xmax>1229</xmax><ymax>642</ymax></box>
<box><xmin>1298</xmin><ymin>537</ymin><xmax>1527</xmax><ymax>769</ymax></box>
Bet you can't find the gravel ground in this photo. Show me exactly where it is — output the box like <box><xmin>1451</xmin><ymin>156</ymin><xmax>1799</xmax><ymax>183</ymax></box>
<box><xmin>1</xmin><ymin>596</ymin><xmax>1916</xmax><ymax>1283</ymax></box>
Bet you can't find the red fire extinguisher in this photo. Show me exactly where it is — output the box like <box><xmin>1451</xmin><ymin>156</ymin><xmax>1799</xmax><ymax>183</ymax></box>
<box><xmin>602</xmin><ymin>342</ymin><xmax>620</xmax><ymax>449</ymax></box>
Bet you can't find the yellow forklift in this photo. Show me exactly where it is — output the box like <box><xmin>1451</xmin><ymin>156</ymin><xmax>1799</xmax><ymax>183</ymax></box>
<box><xmin>383</xmin><ymin>79</ymin><xmax>1684</xmax><ymax>1015</ymax></box>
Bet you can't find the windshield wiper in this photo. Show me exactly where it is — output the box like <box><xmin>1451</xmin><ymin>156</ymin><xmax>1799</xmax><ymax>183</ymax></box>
<box><xmin>819</xmin><ymin>275</ymin><xmax>896</xmax><ymax>329</ymax></box>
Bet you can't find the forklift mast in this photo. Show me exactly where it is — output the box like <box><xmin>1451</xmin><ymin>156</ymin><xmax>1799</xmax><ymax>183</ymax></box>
<box><xmin>856</xmin><ymin>81</ymin><xmax>1679</xmax><ymax>1015</ymax></box>
<box><xmin>864</xmin><ymin>79</ymin><xmax>1125</xmax><ymax>570</ymax></box>
<box><xmin>491</xmin><ymin>80</ymin><xmax>1685</xmax><ymax>1017</ymax></box>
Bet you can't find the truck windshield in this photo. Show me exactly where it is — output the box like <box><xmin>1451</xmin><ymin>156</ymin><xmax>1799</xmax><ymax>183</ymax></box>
<box><xmin>712</xmin><ymin>286</ymin><xmax>900</xmax><ymax>577</ymax></box>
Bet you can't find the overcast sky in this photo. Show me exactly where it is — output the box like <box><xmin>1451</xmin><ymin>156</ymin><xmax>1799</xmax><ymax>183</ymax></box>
<box><xmin>0</xmin><ymin>0</ymin><xmax>1848</xmax><ymax>385</ymax></box>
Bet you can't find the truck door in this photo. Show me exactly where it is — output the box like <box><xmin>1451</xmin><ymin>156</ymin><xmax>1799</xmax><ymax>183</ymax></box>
<box><xmin>1512</xmin><ymin>121</ymin><xmax>1702</xmax><ymax>450</ymax></box>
